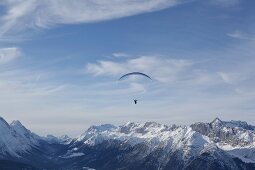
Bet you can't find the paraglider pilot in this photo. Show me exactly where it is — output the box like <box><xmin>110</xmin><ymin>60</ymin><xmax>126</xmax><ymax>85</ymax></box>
<box><xmin>134</xmin><ymin>99</ymin><xmax>138</xmax><ymax>104</ymax></box>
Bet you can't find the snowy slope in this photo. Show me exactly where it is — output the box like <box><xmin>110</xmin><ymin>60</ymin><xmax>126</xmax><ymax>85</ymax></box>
<box><xmin>71</xmin><ymin>122</ymin><xmax>215</xmax><ymax>165</ymax></box>
<box><xmin>0</xmin><ymin>117</ymin><xmax>56</xmax><ymax>158</ymax></box>
<box><xmin>10</xmin><ymin>120</ymin><xmax>41</xmax><ymax>145</ymax></box>
<box><xmin>0</xmin><ymin>117</ymin><xmax>38</xmax><ymax>157</ymax></box>
<box><xmin>69</xmin><ymin>119</ymin><xmax>255</xmax><ymax>166</ymax></box>
<box><xmin>42</xmin><ymin>134</ymin><xmax>72</xmax><ymax>144</ymax></box>
<box><xmin>65</xmin><ymin>120</ymin><xmax>255</xmax><ymax>169</ymax></box>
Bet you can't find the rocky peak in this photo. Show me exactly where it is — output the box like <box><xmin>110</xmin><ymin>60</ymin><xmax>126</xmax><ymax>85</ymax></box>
<box><xmin>191</xmin><ymin>118</ymin><xmax>255</xmax><ymax>147</ymax></box>
<box><xmin>11</xmin><ymin>120</ymin><xmax>27</xmax><ymax>130</ymax></box>
<box><xmin>10</xmin><ymin>120</ymin><xmax>33</xmax><ymax>139</ymax></box>
<box><xmin>227</xmin><ymin>120</ymin><xmax>255</xmax><ymax>130</ymax></box>
<box><xmin>210</xmin><ymin>117</ymin><xmax>223</xmax><ymax>127</ymax></box>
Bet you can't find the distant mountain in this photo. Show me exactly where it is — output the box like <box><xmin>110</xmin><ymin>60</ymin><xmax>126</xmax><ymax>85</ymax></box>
<box><xmin>0</xmin><ymin>116</ymin><xmax>254</xmax><ymax>170</ymax></box>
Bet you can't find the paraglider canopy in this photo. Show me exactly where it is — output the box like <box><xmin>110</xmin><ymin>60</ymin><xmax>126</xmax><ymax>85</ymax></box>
<box><xmin>118</xmin><ymin>72</ymin><xmax>152</xmax><ymax>80</ymax></box>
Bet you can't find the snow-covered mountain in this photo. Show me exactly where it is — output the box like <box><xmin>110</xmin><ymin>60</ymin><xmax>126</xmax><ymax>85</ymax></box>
<box><xmin>0</xmin><ymin>117</ymin><xmax>41</xmax><ymax>158</ymax></box>
<box><xmin>0</xmin><ymin>117</ymin><xmax>71</xmax><ymax>169</ymax></box>
<box><xmin>0</xmin><ymin>116</ymin><xmax>255</xmax><ymax>170</ymax></box>
<box><xmin>73</xmin><ymin>122</ymin><xmax>212</xmax><ymax>162</ymax></box>
<box><xmin>191</xmin><ymin>117</ymin><xmax>255</xmax><ymax>164</ymax></box>
<box><xmin>42</xmin><ymin>134</ymin><xmax>72</xmax><ymax>144</ymax></box>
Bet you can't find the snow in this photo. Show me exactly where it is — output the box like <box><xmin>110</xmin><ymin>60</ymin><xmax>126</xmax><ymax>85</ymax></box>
<box><xmin>217</xmin><ymin>143</ymin><xmax>255</xmax><ymax>163</ymax></box>
<box><xmin>74</xmin><ymin>119</ymin><xmax>255</xmax><ymax>164</ymax></box>
<box><xmin>78</xmin><ymin>122</ymin><xmax>208</xmax><ymax>149</ymax></box>
<box><xmin>60</xmin><ymin>152</ymin><xmax>85</xmax><ymax>158</ymax></box>
<box><xmin>74</xmin><ymin>122</ymin><xmax>214</xmax><ymax>162</ymax></box>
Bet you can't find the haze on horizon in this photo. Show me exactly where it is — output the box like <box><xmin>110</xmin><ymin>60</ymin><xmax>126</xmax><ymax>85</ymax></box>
<box><xmin>0</xmin><ymin>0</ymin><xmax>254</xmax><ymax>137</ymax></box>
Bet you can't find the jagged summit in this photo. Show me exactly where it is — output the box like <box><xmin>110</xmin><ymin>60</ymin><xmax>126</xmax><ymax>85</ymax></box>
<box><xmin>10</xmin><ymin>120</ymin><xmax>23</xmax><ymax>126</ymax></box>
<box><xmin>10</xmin><ymin>120</ymin><xmax>30</xmax><ymax>134</ymax></box>
<box><xmin>210</xmin><ymin>117</ymin><xmax>223</xmax><ymax>128</ymax></box>
<box><xmin>211</xmin><ymin>117</ymin><xmax>222</xmax><ymax>123</ymax></box>
<box><xmin>209</xmin><ymin>117</ymin><xmax>255</xmax><ymax>130</ymax></box>
<box><xmin>59</xmin><ymin>134</ymin><xmax>71</xmax><ymax>141</ymax></box>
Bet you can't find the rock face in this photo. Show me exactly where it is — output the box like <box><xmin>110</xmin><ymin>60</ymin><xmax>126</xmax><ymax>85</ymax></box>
<box><xmin>191</xmin><ymin>117</ymin><xmax>255</xmax><ymax>146</ymax></box>
<box><xmin>0</xmin><ymin>116</ymin><xmax>255</xmax><ymax>170</ymax></box>
<box><xmin>191</xmin><ymin>117</ymin><xmax>255</xmax><ymax>164</ymax></box>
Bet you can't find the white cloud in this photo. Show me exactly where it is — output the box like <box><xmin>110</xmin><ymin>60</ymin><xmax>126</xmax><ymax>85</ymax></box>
<box><xmin>86</xmin><ymin>56</ymin><xmax>195</xmax><ymax>83</ymax></box>
<box><xmin>227</xmin><ymin>30</ymin><xmax>255</xmax><ymax>40</ymax></box>
<box><xmin>0</xmin><ymin>68</ymin><xmax>66</xmax><ymax>97</ymax></box>
<box><xmin>87</xmin><ymin>60</ymin><xmax>127</xmax><ymax>76</ymax></box>
<box><xmin>217</xmin><ymin>71</ymin><xmax>249</xmax><ymax>85</ymax></box>
<box><xmin>0</xmin><ymin>0</ymin><xmax>187</xmax><ymax>38</ymax></box>
<box><xmin>217</xmin><ymin>72</ymin><xmax>233</xmax><ymax>84</ymax></box>
<box><xmin>0</xmin><ymin>47</ymin><xmax>20</xmax><ymax>64</ymax></box>
<box><xmin>112</xmin><ymin>52</ymin><xmax>130</xmax><ymax>58</ymax></box>
<box><xmin>227</xmin><ymin>30</ymin><xmax>245</xmax><ymax>39</ymax></box>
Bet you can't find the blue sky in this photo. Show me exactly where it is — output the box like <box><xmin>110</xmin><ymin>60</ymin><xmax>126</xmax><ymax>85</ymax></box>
<box><xmin>0</xmin><ymin>0</ymin><xmax>255</xmax><ymax>136</ymax></box>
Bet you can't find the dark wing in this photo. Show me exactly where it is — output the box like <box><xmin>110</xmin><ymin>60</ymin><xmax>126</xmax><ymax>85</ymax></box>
<box><xmin>119</xmin><ymin>72</ymin><xmax>152</xmax><ymax>80</ymax></box>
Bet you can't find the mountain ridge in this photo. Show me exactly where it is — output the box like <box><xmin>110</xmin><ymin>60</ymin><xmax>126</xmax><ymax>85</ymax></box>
<box><xmin>0</xmin><ymin>116</ymin><xmax>255</xmax><ymax>169</ymax></box>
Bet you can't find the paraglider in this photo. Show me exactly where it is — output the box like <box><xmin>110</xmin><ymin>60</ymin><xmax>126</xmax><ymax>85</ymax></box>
<box><xmin>118</xmin><ymin>72</ymin><xmax>152</xmax><ymax>104</ymax></box>
<box><xmin>134</xmin><ymin>99</ymin><xmax>138</xmax><ymax>104</ymax></box>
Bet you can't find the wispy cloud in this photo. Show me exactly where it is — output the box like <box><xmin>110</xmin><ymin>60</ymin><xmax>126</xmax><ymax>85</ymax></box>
<box><xmin>217</xmin><ymin>71</ymin><xmax>250</xmax><ymax>85</ymax></box>
<box><xmin>86</xmin><ymin>52</ymin><xmax>255</xmax><ymax>99</ymax></box>
<box><xmin>0</xmin><ymin>0</ymin><xmax>188</xmax><ymax>39</ymax></box>
<box><xmin>86</xmin><ymin>56</ymin><xmax>195</xmax><ymax>83</ymax></box>
<box><xmin>0</xmin><ymin>47</ymin><xmax>20</xmax><ymax>64</ymax></box>
<box><xmin>227</xmin><ymin>30</ymin><xmax>255</xmax><ymax>40</ymax></box>
<box><xmin>112</xmin><ymin>52</ymin><xmax>130</xmax><ymax>58</ymax></box>
<box><xmin>217</xmin><ymin>72</ymin><xmax>236</xmax><ymax>84</ymax></box>
<box><xmin>0</xmin><ymin>68</ymin><xmax>66</xmax><ymax>98</ymax></box>
<box><xmin>87</xmin><ymin>55</ymin><xmax>244</xmax><ymax>89</ymax></box>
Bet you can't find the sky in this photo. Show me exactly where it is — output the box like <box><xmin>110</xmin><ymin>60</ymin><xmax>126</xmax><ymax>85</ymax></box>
<box><xmin>0</xmin><ymin>0</ymin><xmax>255</xmax><ymax>137</ymax></box>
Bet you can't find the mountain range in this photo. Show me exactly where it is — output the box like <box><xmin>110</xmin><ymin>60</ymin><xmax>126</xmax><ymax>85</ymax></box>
<box><xmin>0</xmin><ymin>116</ymin><xmax>255</xmax><ymax>170</ymax></box>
